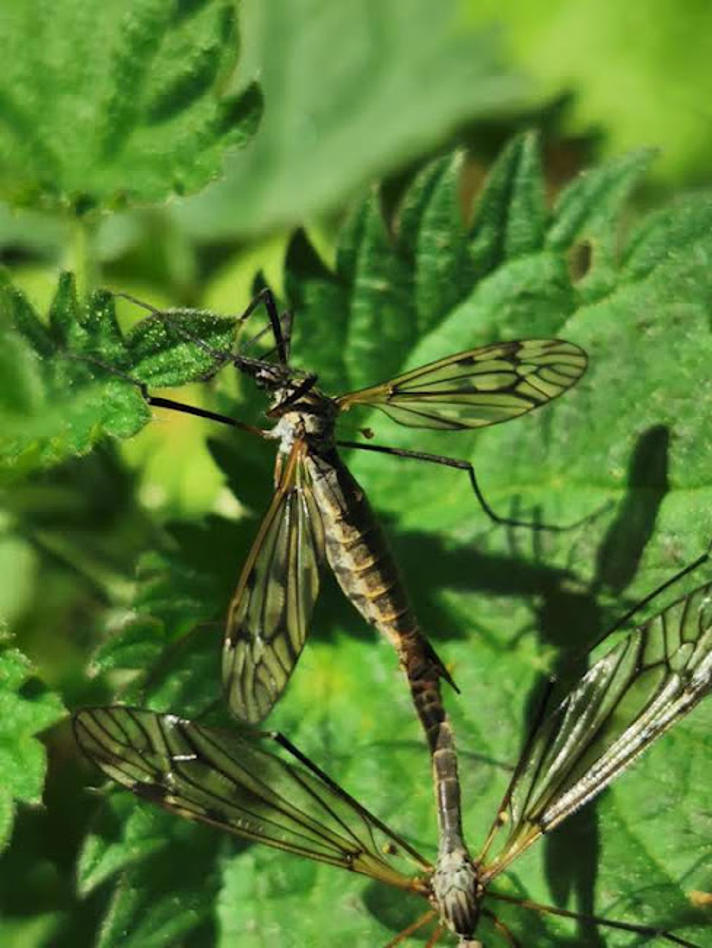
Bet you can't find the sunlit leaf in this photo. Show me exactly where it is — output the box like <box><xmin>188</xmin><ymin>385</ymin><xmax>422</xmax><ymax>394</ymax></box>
<box><xmin>0</xmin><ymin>0</ymin><xmax>262</xmax><ymax>213</ymax></box>
<box><xmin>0</xmin><ymin>646</ymin><xmax>65</xmax><ymax>852</ymax></box>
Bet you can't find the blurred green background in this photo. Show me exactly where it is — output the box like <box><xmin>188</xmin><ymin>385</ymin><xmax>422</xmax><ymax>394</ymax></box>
<box><xmin>1</xmin><ymin>1</ymin><xmax>711</xmax><ymax>946</ymax></box>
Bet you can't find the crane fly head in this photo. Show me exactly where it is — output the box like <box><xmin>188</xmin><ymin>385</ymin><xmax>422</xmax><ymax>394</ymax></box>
<box><xmin>233</xmin><ymin>354</ymin><xmax>291</xmax><ymax>393</ymax></box>
<box><xmin>231</xmin><ymin>354</ymin><xmax>326</xmax><ymax>419</ymax></box>
<box><xmin>268</xmin><ymin>375</ymin><xmax>326</xmax><ymax>418</ymax></box>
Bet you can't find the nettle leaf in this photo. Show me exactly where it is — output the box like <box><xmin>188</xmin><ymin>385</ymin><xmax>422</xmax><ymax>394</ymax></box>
<box><xmin>290</xmin><ymin>134</ymin><xmax>712</xmax><ymax>601</ymax></box>
<box><xmin>78</xmin><ymin>793</ymin><xmax>186</xmax><ymax>897</ymax></box>
<box><xmin>0</xmin><ymin>646</ymin><xmax>65</xmax><ymax>852</ymax></box>
<box><xmin>0</xmin><ymin>0</ymin><xmax>262</xmax><ymax>213</ymax></box>
<box><xmin>0</xmin><ymin>272</ymin><xmax>241</xmax><ymax>479</ymax></box>
<box><xmin>93</xmin><ymin>808</ymin><xmax>221</xmax><ymax>948</ymax></box>
<box><xmin>0</xmin><ymin>274</ymin><xmax>145</xmax><ymax>479</ymax></box>
<box><xmin>77</xmin><ymin>135</ymin><xmax>711</xmax><ymax>945</ymax></box>
<box><xmin>89</xmin><ymin>517</ymin><xmax>259</xmax><ymax>717</ymax></box>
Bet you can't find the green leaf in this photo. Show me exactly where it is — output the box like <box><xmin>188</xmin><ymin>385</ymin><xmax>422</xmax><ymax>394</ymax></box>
<box><xmin>0</xmin><ymin>913</ymin><xmax>63</xmax><ymax>948</ymax></box>
<box><xmin>77</xmin><ymin>793</ymin><xmax>177</xmax><ymax>897</ymax></box>
<box><xmin>0</xmin><ymin>0</ymin><xmax>262</xmax><ymax>214</ymax></box>
<box><xmin>0</xmin><ymin>271</ymin><xmax>251</xmax><ymax>479</ymax></box>
<box><xmin>316</xmin><ymin>141</ymin><xmax>712</xmax><ymax>596</ymax></box>
<box><xmin>470</xmin><ymin>131</ymin><xmax>547</xmax><ymax>278</ymax></box>
<box><xmin>0</xmin><ymin>274</ymin><xmax>149</xmax><ymax>479</ymax></box>
<box><xmin>95</xmin><ymin>812</ymin><xmax>220</xmax><ymax>948</ymax></box>
<box><xmin>125</xmin><ymin>309</ymin><xmax>237</xmax><ymax>387</ymax></box>
<box><xmin>173</xmin><ymin>0</ymin><xmax>534</xmax><ymax>238</ymax></box>
<box><xmin>0</xmin><ymin>646</ymin><xmax>65</xmax><ymax>852</ymax></box>
<box><xmin>90</xmin><ymin>514</ymin><xmax>260</xmax><ymax>717</ymax></box>
<box><xmin>74</xmin><ymin>137</ymin><xmax>712</xmax><ymax>944</ymax></box>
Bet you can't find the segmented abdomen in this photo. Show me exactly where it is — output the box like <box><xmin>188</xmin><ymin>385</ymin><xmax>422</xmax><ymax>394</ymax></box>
<box><xmin>305</xmin><ymin>449</ymin><xmax>419</xmax><ymax>658</ymax></box>
<box><xmin>306</xmin><ymin>448</ymin><xmax>471</xmax><ymax>879</ymax></box>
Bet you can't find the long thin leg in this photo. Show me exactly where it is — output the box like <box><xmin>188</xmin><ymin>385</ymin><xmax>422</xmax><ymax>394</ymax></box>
<box><xmin>487</xmin><ymin>891</ymin><xmax>701</xmax><ymax>947</ymax></box>
<box><xmin>115</xmin><ymin>288</ymin><xmax>276</xmax><ymax>333</ymax></box>
<box><xmin>68</xmin><ymin>350</ymin><xmax>266</xmax><ymax>437</ymax></box>
<box><xmin>424</xmin><ymin>923</ymin><xmax>446</xmax><ymax>947</ymax></box>
<box><xmin>148</xmin><ymin>393</ymin><xmax>265</xmax><ymax>438</ymax></box>
<box><xmin>241</xmin><ymin>309</ymin><xmax>292</xmax><ymax>355</ymax></box>
<box><xmin>481</xmin><ymin>908</ymin><xmax>521</xmax><ymax>947</ymax></box>
<box><xmin>115</xmin><ymin>287</ymin><xmax>289</xmax><ymax>365</ymax></box>
<box><xmin>266</xmin><ymin>373</ymin><xmax>319</xmax><ymax>414</ymax></box>
<box><xmin>112</xmin><ymin>291</ymin><xmax>159</xmax><ymax>315</ymax></box>
<box><xmin>232</xmin><ymin>287</ymin><xmax>289</xmax><ymax>365</ymax></box>
<box><xmin>114</xmin><ymin>293</ymin><xmax>232</xmax><ymax>365</ymax></box>
<box><xmin>384</xmin><ymin>910</ymin><xmax>438</xmax><ymax>947</ymax></box>
<box><xmin>336</xmin><ymin>440</ymin><xmax>595</xmax><ymax>532</ymax></box>
<box><xmin>280</xmin><ymin>309</ymin><xmax>294</xmax><ymax>360</ymax></box>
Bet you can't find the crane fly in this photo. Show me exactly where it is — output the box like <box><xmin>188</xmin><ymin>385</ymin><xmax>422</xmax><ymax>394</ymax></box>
<box><xmin>114</xmin><ymin>288</ymin><xmax>587</xmax><ymax>727</ymax></box>
<box><xmin>75</xmin><ymin>571</ymin><xmax>712</xmax><ymax>946</ymax></box>
<box><xmin>108</xmin><ymin>288</ymin><xmax>585</xmax><ymax>874</ymax></box>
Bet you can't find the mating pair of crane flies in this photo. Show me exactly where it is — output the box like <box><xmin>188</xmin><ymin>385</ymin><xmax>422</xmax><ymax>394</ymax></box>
<box><xmin>114</xmin><ymin>287</ymin><xmax>587</xmax><ymax>724</ymax></box>
<box><xmin>76</xmin><ymin>289</ymin><xmax>710</xmax><ymax>943</ymax></box>
<box><xmin>106</xmin><ymin>288</ymin><xmax>588</xmax><ymax>898</ymax></box>
<box><xmin>76</xmin><ymin>566</ymin><xmax>712</xmax><ymax>946</ymax></box>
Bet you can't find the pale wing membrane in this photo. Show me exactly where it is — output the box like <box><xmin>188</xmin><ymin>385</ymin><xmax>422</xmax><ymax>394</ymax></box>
<box><xmin>337</xmin><ymin>340</ymin><xmax>587</xmax><ymax>430</ymax></box>
<box><xmin>74</xmin><ymin>706</ymin><xmax>429</xmax><ymax>891</ymax></box>
<box><xmin>482</xmin><ymin>584</ymin><xmax>712</xmax><ymax>880</ymax></box>
<box><xmin>223</xmin><ymin>445</ymin><xmax>325</xmax><ymax>724</ymax></box>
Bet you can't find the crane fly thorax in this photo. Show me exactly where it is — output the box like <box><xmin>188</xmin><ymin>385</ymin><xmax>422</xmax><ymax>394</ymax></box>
<box><xmin>267</xmin><ymin>387</ymin><xmax>338</xmax><ymax>454</ymax></box>
<box><xmin>431</xmin><ymin>850</ymin><xmax>482</xmax><ymax>938</ymax></box>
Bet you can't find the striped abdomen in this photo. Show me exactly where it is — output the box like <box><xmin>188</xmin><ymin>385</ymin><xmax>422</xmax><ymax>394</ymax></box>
<box><xmin>306</xmin><ymin>447</ymin><xmax>472</xmax><ymax>883</ymax></box>
<box><xmin>305</xmin><ymin>447</ymin><xmax>439</xmax><ymax>681</ymax></box>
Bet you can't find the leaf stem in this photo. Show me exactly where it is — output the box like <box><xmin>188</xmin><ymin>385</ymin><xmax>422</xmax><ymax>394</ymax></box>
<box><xmin>69</xmin><ymin>216</ymin><xmax>99</xmax><ymax>299</ymax></box>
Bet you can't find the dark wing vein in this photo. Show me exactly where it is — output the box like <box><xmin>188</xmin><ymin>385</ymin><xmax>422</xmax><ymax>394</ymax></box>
<box><xmin>73</xmin><ymin>706</ymin><xmax>427</xmax><ymax>890</ymax></box>
<box><xmin>481</xmin><ymin>583</ymin><xmax>712</xmax><ymax>880</ymax></box>
<box><xmin>337</xmin><ymin>339</ymin><xmax>587</xmax><ymax>430</ymax></box>
<box><xmin>223</xmin><ymin>442</ymin><xmax>325</xmax><ymax>724</ymax></box>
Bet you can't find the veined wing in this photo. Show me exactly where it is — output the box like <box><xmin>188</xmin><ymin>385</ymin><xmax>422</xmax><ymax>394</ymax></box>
<box><xmin>336</xmin><ymin>339</ymin><xmax>587</xmax><ymax>430</ymax></box>
<box><xmin>481</xmin><ymin>583</ymin><xmax>712</xmax><ymax>881</ymax></box>
<box><xmin>223</xmin><ymin>441</ymin><xmax>325</xmax><ymax>724</ymax></box>
<box><xmin>74</xmin><ymin>706</ymin><xmax>430</xmax><ymax>892</ymax></box>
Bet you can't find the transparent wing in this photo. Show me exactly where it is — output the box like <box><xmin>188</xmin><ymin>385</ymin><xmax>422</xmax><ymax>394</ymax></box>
<box><xmin>481</xmin><ymin>583</ymin><xmax>712</xmax><ymax>881</ymax></box>
<box><xmin>337</xmin><ymin>339</ymin><xmax>587</xmax><ymax>430</ymax></box>
<box><xmin>223</xmin><ymin>442</ymin><xmax>325</xmax><ymax>724</ymax></box>
<box><xmin>74</xmin><ymin>706</ymin><xmax>430</xmax><ymax>892</ymax></box>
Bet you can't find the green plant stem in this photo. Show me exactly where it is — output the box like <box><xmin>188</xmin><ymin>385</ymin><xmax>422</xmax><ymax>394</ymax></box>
<box><xmin>69</xmin><ymin>217</ymin><xmax>99</xmax><ymax>298</ymax></box>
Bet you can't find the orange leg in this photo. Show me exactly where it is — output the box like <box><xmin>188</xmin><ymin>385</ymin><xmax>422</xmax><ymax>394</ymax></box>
<box><xmin>384</xmin><ymin>909</ymin><xmax>437</xmax><ymax>947</ymax></box>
